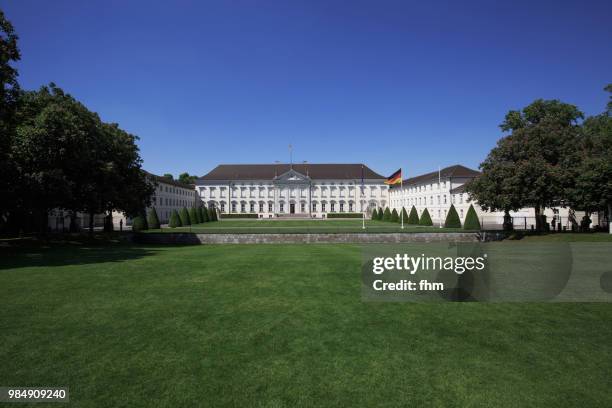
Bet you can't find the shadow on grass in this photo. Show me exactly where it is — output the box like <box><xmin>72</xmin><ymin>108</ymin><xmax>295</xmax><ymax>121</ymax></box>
<box><xmin>0</xmin><ymin>236</ymin><xmax>163</xmax><ymax>270</ymax></box>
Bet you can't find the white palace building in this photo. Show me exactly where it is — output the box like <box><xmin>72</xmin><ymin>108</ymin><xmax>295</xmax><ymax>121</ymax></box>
<box><xmin>195</xmin><ymin>163</ymin><xmax>388</xmax><ymax>217</ymax></box>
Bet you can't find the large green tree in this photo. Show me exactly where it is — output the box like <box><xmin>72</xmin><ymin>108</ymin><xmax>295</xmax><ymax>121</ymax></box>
<box><xmin>467</xmin><ymin>99</ymin><xmax>583</xmax><ymax>231</ymax></box>
<box><xmin>178</xmin><ymin>172</ymin><xmax>197</xmax><ymax>185</ymax></box>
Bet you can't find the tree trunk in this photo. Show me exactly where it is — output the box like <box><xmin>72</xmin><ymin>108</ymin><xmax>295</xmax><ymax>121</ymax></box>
<box><xmin>534</xmin><ymin>205</ymin><xmax>542</xmax><ymax>232</ymax></box>
<box><xmin>608</xmin><ymin>203</ymin><xmax>612</xmax><ymax>235</ymax></box>
<box><xmin>89</xmin><ymin>212</ymin><xmax>94</xmax><ymax>235</ymax></box>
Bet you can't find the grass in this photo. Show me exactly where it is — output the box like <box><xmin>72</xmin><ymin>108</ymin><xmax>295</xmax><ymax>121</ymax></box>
<box><xmin>1</xmin><ymin>240</ymin><xmax>612</xmax><ymax>407</ymax></box>
<box><xmin>516</xmin><ymin>232</ymin><xmax>612</xmax><ymax>242</ymax></box>
<box><xmin>148</xmin><ymin>219</ymin><xmax>467</xmax><ymax>234</ymax></box>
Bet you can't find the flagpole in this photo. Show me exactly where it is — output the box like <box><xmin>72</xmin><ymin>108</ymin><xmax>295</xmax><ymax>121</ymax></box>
<box><xmin>439</xmin><ymin>166</ymin><xmax>442</xmax><ymax>229</ymax></box>
<box><xmin>400</xmin><ymin>170</ymin><xmax>404</xmax><ymax>229</ymax></box>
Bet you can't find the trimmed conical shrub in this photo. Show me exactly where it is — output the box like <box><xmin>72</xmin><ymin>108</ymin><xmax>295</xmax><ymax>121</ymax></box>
<box><xmin>391</xmin><ymin>208</ymin><xmax>399</xmax><ymax>222</ymax></box>
<box><xmin>169</xmin><ymin>210</ymin><xmax>182</xmax><ymax>228</ymax></box>
<box><xmin>132</xmin><ymin>215</ymin><xmax>148</xmax><ymax>232</ymax></box>
<box><xmin>382</xmin><ymin>207</ymin><xmax>391</xmax><ymax>221</ymax></box>
<box><xmin>189</xmin><ymin>207</ymin><xmax>199</xmax><ymax>224</ymax></box>
<box><xmin>179</xmin><ymin>207</ymin><xmax>191</xmax><ymax>226</ymax></box>
<box><xmin>407</xmin><ymin>206</ymin><xmax>419</xmax><ymax>225</ymax></box>
<box><xmin>147</xmin><ymin>208</ymin><xmax>160</xmax><ymax>229</ymax></box>
<box><xmin>419</xmin><ymin>208</ymin><xmax>433</xmax><ymax>226</ymax></box>
<box><xmin>208</xmin><ymin>207</ymin><xmax>217</xmax><ymax>222</ymax></box>
<box><xmin>201</xmin><ymin>206</ymin><xmax>209</xmax><ymax>222</ymax></box>
<box><xmin>377</xmin><ymin>208</ymin><xmax>384</xmax><ymax>220</ymax></box>
<box><xmin>444</xmin><ymin>204</ymin><xmax>461</xmax><ymax>228</ymax></box>
<box><xmin>464</xmin><ymin>204</ymin><xmax>481</xmax><ymax>230</ymax></box>
<box><xmin>371</xmin><ymin>208</ymin><xmax>378</xmax><ymax>220</ymax></box>
<box><xmin>400</xmin><ymin>207</ymin><xmax>409</xmax><ymax>224</ymax></box>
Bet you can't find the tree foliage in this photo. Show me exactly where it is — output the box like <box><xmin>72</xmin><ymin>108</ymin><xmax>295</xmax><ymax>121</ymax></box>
<box><xmin>371</xmin><ymin>208</ymin><xmax>378</xmax><ymax>221</ymax></box>
<box><xmin>377</xmin><ymin>208</ymin><xmax>384</xmax><ymax>220</ymax></box>
<box><xmin>444</xmin><ymin>204</ymin><xmax>461</xmax><ymax>228</ymax></box>
<box><xmin>391</xmin><ymin>208</ymin><xmax>399</xmax><ymax>222</ymax></box>
<box><xmin>147</xmin><ymin>207</ymin><xmax>160</xmax><ymax>229</ymax></box>
<box><xmin>179</xmin><ymin>207</ymin><xmax>191</xmax><ymax>226</ymax></box>
<box><xmin>132</xmin><ymin>214</ymin><xmax>148</xmax><ymax>232</ymax></box>
<box><xmin>407</xmin><ymin>206</ymin><xmax>419</xmax><ymax>225</ymax></box>
<box><xmin>178</xmin><ymin>172</ymin><xmax>197</xmax><ymax>185</ymax></box>
<box><xmin>201</xmin><ymin>206</ymin><xmax>209</xmax><ymax>222</ymax></box>
<box><xmin>189</xmin><ymin>207</ymin><xmax>200</xmax><ymax>224</ymax></box>
<box><xmin>400</xmin><ymin>207</ymin><xmax>409</xmax><ymax>224</ymax></box>
<box><xmin>169</xmin><ymin>210</ymin><xmax>181</xmax><ymax>228</ymax></box>
<box><xmin>463</xmin><ymin>204</ymin><xmax>481</xmax><ymax>230</ymax></box>
<box><xmin>382</xmin><ymin>207</ymin><xmax>391</xmax><ymax>221</ymax></box>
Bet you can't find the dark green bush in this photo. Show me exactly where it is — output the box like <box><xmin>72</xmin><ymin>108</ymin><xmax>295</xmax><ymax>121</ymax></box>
<box><xmin>179</xmin><ymin>207</ymin><xmax>191</xmax><ymax>226</ymax></box>
<box><xmin>169</xmin><ymin>210</ymin><xmax>181</xmax><ymax>228</ymax></box>
<box><xmin>371</xmin><ymin>208</ymin><xmax>378</xmax><ymax>220</ymax></box>
<box><xmin>327</xmin><ymin>213</ymin><xmax>363</xmax><ymax>218</ymax></box>
<box><xmin>132</xmin><ymin>215</ymin><xmax>148</xmax><ymax>232</ymax></box>
<box><xmin>407</xmin><ymin>206</ymin><xmax>419</xmax><ymax>225</ymax></box>
<box><xmin>419</xmin><ymin>208</ymin><xmax>433</xmax><ymax>226</ymax></box>
<box><xmin>147</xmin><ymin>208</ymin><xmax>160</xmax><ymax>229</ymax></box>
<box><xmin>391</xmin><ymin>208</ymin><xmax>399</xmax><ymax>222</ymax></box>
<box><xmin>400</xmin><ymin>207</ymin><xmax>409</xmax><ymax>224</ymax></box>
<box><xmin>220</xmin><ymin>213</ymin><xmax>258</xmax><ymax>219</ymax></box>
<box><xmin>377</xmin><ymin>208</ymin><xmax>384</xmax><ymax>221</ymax></box>
<box><xmin>463</xmin><ymin>204</ymin><xmax>481</xmax><ymax>230</ymax></box>
<box><xmin>201</xmin><ymin>206</ymin><xmax>209</xmax><ymax>222</ymax></box>
<box><xmin>189</xmin><ymin>207</ymin><xmax>199</xmax><ymax>224</ymax></box>
<box><xmin>208</xmin><ymin>207</ymin><xmax>217</xmax><ymax>222</ymax></box>
<box><xmin>382</xmin><ymin>207</ymin><xmax>391</xmax><ymax>221</ymax></box>
<box><xmin>444</xmin><ymin>204</ymin><xmax>462</xmax><ymax>228</ymax></box>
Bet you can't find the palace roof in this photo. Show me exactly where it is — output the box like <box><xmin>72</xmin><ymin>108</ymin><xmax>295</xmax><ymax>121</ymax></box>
<box><xmin>198</xmin><ymin>164</ymin><xmax>385</xmax><ymax>181</ymax></box>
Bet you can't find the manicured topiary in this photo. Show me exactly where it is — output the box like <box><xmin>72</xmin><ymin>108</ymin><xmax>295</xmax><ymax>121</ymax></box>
<box><xmin>377</xmin><ymin>208</ymin><xmax>384</xmax><ymax>220</ymax></box>
<box><xmin>400</xmin><ymin>207</ymin><xmax>409</xmax><ymax>224</ymax></box>
<box><xmin>132</xmin><ymin>215</ymin><xmax>148</xmax><ymax>232</ymax></box>
<box><xmin>382</xmin><ymin>207</ymin><xmax>392</xmax><ymax>221</ymax></box>
<box><xmin>201</xmin><ymin>206</ymin><xmax>209</xmax><ymax>222</ymax></box>
<box><xmin>208</xmin><ymin>207</ymin><xmax>217</xmax><ymax>222</ymax></box>
<box><xmin>444</xmin><ymin>204</ymin><xmax>462</xmax><ymax>228</ymax></box>
<box><xmin>371</xmin><ymin>208</ymin><xmax>378</xmax><ymax>220</ymax></box>
<box><xmin>147</xmin><ymin>207</ymin><xmax>160</xmax><ymax>229</ymax></box>
<box><xmin>169</xmin><ymin>210</ymin><xmax>182</xmax><ymax>228</ymax></box>
<box><xmin>463</xmin><ymin>204</ymin><xmax>481</xmax><ymax>230</ymax></box>
<box><xmin>391</xmin><ymin>208</ymin><xmax>399</xmax><ymax>222</ymax></box>
<box><xmin>179</xmin><ymin>207</ymin><xmax>191</xmax><ymax>226</ymax></box>
<box><xmin>407</xmin><ymin>206</ymin><xmax>419</xmax><ymax>225</ymax></box>
<box><xmin>419</xmin><ymin>208</ymin><xmax>433</xmax><ymax>226</ymax></box>
<box><xmin>189</xmin><ymin>207</ymin><xmax>199</xmax><ymax>224</ymax></box>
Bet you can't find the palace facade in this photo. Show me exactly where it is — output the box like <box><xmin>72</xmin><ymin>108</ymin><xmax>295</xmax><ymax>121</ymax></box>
<box><xmin>196</xmin><ymin>164</ymin><xmax>388</xmax><ymax>217</ymax></box>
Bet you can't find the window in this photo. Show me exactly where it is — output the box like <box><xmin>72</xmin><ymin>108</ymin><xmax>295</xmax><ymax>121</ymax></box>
<box><xmin>220</xmin><ymin>202</ymin><xmax>225</xmax><ymax>212</ymax></box>
<box><xmin>250</xmin><ymin>203</ymin><xmax>255</xmax><ymax>213</ymax></box>
<box><xmin>312</xmin><ymin>202</ymin><xmax>317</xmax><ymax>212</ymax></box>
<box><xmin>340</xmin><ymin>203</ymin><xmax>344</xmax><ymax>212</ymax></box>
<box><xmin>460</xmin><ymin>194</ymin><xmax>463</xmax><ymax>204</ymax></box>
<box><xmin>444</xmin><ymin>195</ymin><xmax>447</xmax><ymax>204</ymax></box>
<box><xmin>322</xmin><ymin>203</ymin><xmax>326</xmax><ymax>212</ymax></box>
<box><xmin>437</xmin><ymin>195</ymin><xmax>440</xmax><ymax>205</ymax></box>
<box><xmin>268</xmin><ymin>202</ymin><xmax>273</xmax><ymax>212</ymax></box>
<box><xmin>280</xmin><ymin>203</ymin><xmax>284</xmax><ymax>213</ymax></box>
<box><xmin>349</xmin><ymin>202</ymin><xmax>353</xmax><ymax>212</ymax></box>
<box><xmin>331</xmin><ymin>203</ymin><xmax>336</xmax><ymax>212</ymax></box>
<box><xmin>259</xmin><ymin>203</ymin><xmax>264</xmax><ymax>213</ymax></box>
<box><xmin>460</xmin><ymin>209</ymin><xmax>464</xmax><ymax>218</ymax></box>
<box><xmin>438</xmin><ymin>210</ymin><xmax>441</xmax><ymax>218</ymax></box>
<box><xmin>300</xmin><ymin>202</ymin><xmax>305</xmax><ymax>212</ymax></box>
<box><xmin>430</xmin><ymin>196</ymin><xmax>433</xmax><ymax>205</ymax></box>
<box><xmin>241</xmin><ymin>203</ymin><xmax>246</xmax><ymax>213</ymax></box>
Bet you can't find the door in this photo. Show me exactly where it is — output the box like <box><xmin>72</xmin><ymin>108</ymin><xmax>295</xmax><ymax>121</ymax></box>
<box><xmin>290</xmin><ymin>203</ymin><xmax>295</xmax><ymax>214</ymax></box>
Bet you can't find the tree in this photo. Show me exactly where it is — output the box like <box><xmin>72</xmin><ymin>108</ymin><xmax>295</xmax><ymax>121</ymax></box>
<box><xmin>132</xmin><ymin>214</ymin><xmax>148</xmax><ymax>232</ymax></box>
<box><xmin>147</xmin><ymin>207</ymin><xmax>160</xmax><ymax>229</ymax></box>
<box><xmin>189</xmin><ymin>207</ymin><xmax>199</xmax><ymax>224</ymax></box>
<box><xmin>178</xmin><ymin>172</ymin><xmax>197</xmax><ymax>185</ymax></box>
<box><xmin>371</xmin><ymin>208</ymin><xmax>378</xmax><ymax>221</ymax></box>
<box><xmin>419</xmin><ymin>208</ymin><xmax>433</xmax><ymax>226</ymax></box>
<box><xmin>0</xmin><ymin>9</ymin><xmax>21</xmax><ymax>231</ymax></box>
<box><xmin>201</xmin><ymin>206</ymin><xmax>209</xmax><ymax>222</ymax></box>
<box><xmin>179</xmin><ymin>207</ymin><xmax>191</xmax><ymax>226</ymax></box>
<box><xmin>377</xmin><ymin>208</ymin><xmax>384</xmax><ymax>220</ymax></box>
<box><xmin>208</xmin><ymin>207</ymin><xmax>217</xmax><ymax>222</ymax></box>
<box><xmin>391</xmin><ymin>208</ymin><xmax>399</xmax><ymax>222</ymax></box>
<box><xmin>464</xmin><ymin>204</ymin><xmax>481</xmax><ymax>230</ymax></box>
<box><xmin>444</xmin><ymin>204</ymin><xmax>461</xmax><ymax>228</ymax></box>
<box><xmin>163</xmin><ymin>174</ymin><xmax>173</xmax><ymax>180</ymax></box>
<box><xmin>169</xmin><ymin>210</ymin><xmax>181</xmax><ymax>228</ymax></box>
<box><xmin>382</xmin><ymin>207</ymin><xmax>391</xmax><ymax>221</ymax></box>
<box><xmin>400</xmin><ymin>207</ymin><xmax>409</xmax><ymax>224</ymax></box>
<box><xmin>407</xmin><ymin>206</ymin><xmax>419</xmax><ymax>224</ymax></box>
<box><xmin>467</xmin><ymin>99</ymin><xmax>583</xmax><ymax>231</ymax></box>
<box><xmin>565</xmin><ymin>85</ymin><xmax>612</xmax><ymax>233</ymax></box>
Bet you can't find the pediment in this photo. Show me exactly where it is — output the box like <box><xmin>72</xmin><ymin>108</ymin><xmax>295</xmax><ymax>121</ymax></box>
<box><xmin>275</xmin><ymin>168</ymin><xmax>310</xmax><ymax>182</ymax></box>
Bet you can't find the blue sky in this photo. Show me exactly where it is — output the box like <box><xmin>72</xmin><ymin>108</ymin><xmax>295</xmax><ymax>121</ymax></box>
<box><xmin>4</xmin><ymin>0</ymin><xmax>611</xmax><ymax>178</ymax></box>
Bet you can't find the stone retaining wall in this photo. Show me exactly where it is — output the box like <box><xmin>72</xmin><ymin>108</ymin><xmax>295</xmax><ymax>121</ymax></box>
<box><xmin>134</xmin><ymin>232</ymin><xmax>497</xmax><ymax>244</ymax></box>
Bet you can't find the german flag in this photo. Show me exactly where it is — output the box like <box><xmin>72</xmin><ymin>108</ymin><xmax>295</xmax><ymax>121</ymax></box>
<box><xmin>385</xmin><ymin>168</ymin><xmax>402</xmax><ymax>185</ymax></box>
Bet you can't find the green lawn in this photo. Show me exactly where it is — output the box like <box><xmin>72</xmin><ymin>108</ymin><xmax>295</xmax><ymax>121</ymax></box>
<box><xmin>1</xmin><ymin>242</ymin><xmax>612</xmax><ymax>407</ymax></box>
<box><xmin>151</xmin><ymin>219</ymin><xmax>466</xmax><ymax>234</ymax></box>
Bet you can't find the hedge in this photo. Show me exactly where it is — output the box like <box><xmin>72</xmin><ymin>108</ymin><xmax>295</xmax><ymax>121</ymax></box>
<box><xmin>382</xmin><ymin>207</ymin><xmax>391</xmax><ymax>221</ymax></box>
<box><xmin>147</xmin><ymin>208</ymin><xmax>160</xmax><ymax>229</ymax></box>
<box><xmin>463</xmin><ymin>204</ymin><xmax>481</xmax><ymax>230</ymax></box>
<box><xmin>327</xmin><ymin>213</ymin><xmax>363</xmax><ymax>218</ymax></box>
<box><xmin>169</xmin><ymin>210</ymin><xmax>182</xmax><ymax>228</ymax></box>
<box><xmin>391</xmin><ymin>208</ymin><xmax>399</xmax><ymax>222</ymax></box>
<box><xmin>220</xmin><ymin>213</ymin><xmax>258</xmax><ymax>219</ymax></box>
<box><xmin>189</xmin><ymin>207</ymin><xmax>200</xmax><ymax>224</ymax></box>
<box><xmin>400</xmin><ymin>207</ymin><xmax>409</xmax><ymax>224</ymax></box>
<box><xmin>407</xmin><ymin>206</ymin><xmax>419</xmax><ymax>225</ymax></box>
<box><xmin>201</xmin><ymin>206</ymin><xmax>209</xmax><ymax>222</ymax></box>
<box><xmin>371</xmin><ymin>208</ymin><xmax>378</xmax><ymax>220</ymax></box>
<box><xmin>208</xmin><ymin>207</ymin><xmax>217</xmax><ymax>221</ymax></box>
<box><xmin>377</xmin><ymin>208</ymin><xmax>384</xmax><ymax>221</ymax></box>
<box><xmin>179</xmin><ymin>207</ymin><xmax>191</xmax><ymax>226</ymax></box>
<box><xmin>444</xmin><ymin>204</ymin><xmax>462</xmax><ymax>228</ymax></box>
<box><xmin>419</xmin><ymin>208</ymin><xmax>433</xmax><ymax>226</ymax></box>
